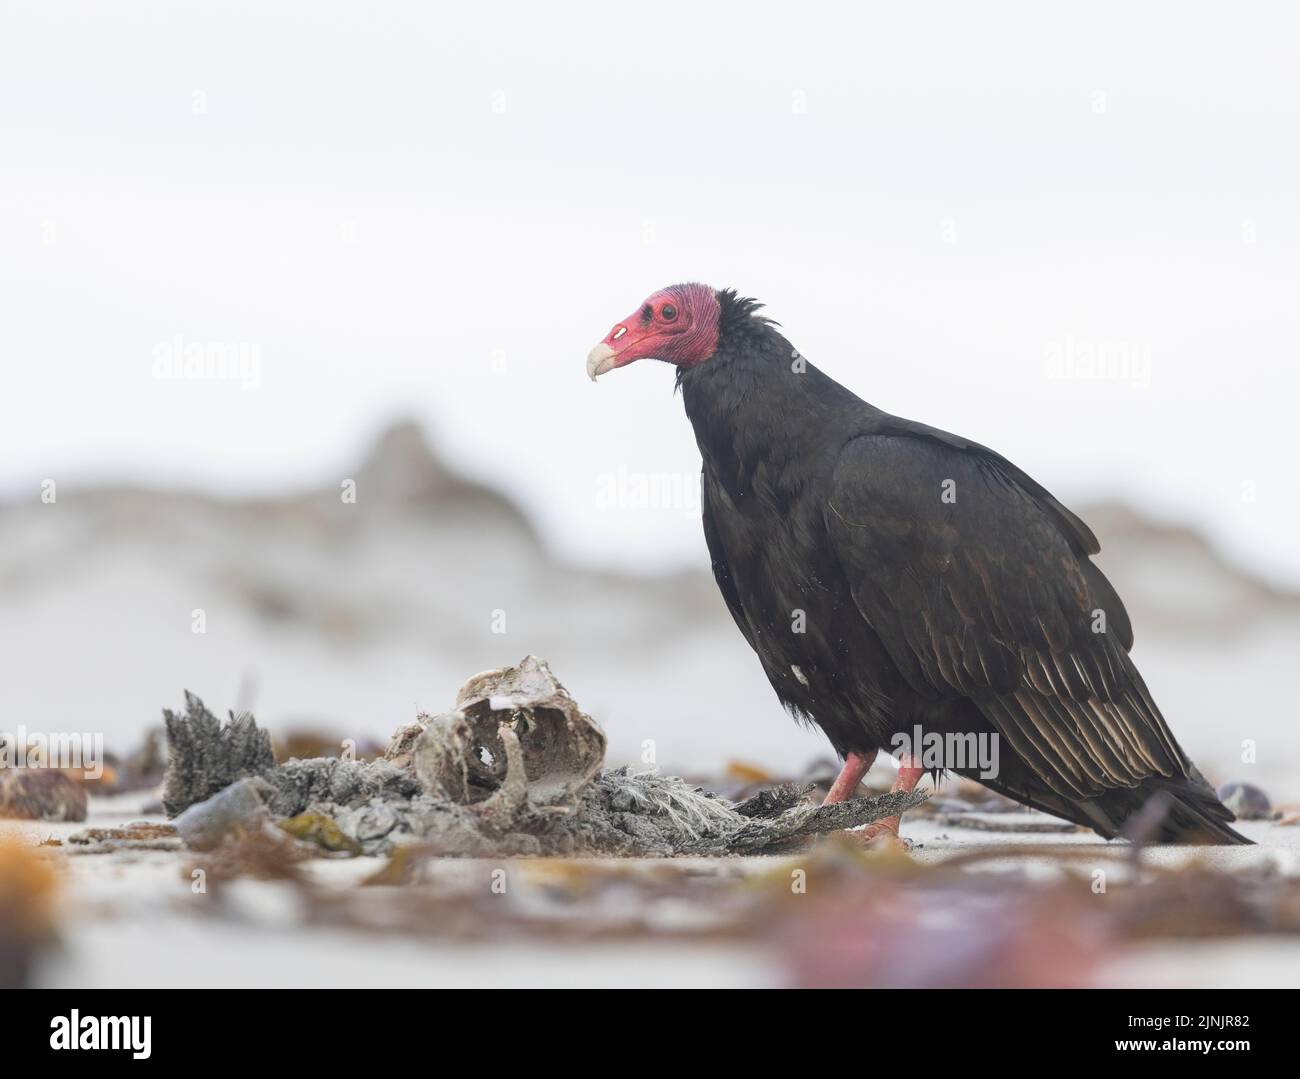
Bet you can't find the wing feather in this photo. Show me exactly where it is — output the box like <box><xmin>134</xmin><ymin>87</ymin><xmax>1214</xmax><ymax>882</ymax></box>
<box><xmin>826</xmin><ymin>433</ymin><xmax>1191</xmax><ymax>800</ymax></box>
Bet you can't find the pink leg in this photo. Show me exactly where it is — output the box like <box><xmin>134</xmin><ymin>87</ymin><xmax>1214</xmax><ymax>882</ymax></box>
<box><xmin>859</xmin><ymin>754</ymin><xmax>926</xmax><ymax>842</ymax></box>
<box><xmin>822</xmin><ymin>750</ymin><xmax>878</xmax><ymax>805</ymax></box>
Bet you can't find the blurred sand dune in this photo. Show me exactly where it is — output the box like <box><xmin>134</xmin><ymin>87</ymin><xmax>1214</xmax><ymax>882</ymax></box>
<box><xmin>2</xmin><ymin>420</ymin><xmax>1294</xmax><ymax>795</ymax></box>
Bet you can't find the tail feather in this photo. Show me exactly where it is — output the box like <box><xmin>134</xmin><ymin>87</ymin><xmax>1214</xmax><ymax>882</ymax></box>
<box><xmin>1128</xmin><ymin>774</ymin><xmax>1252</xmax><ymax>845</ymax></box>
<box><xmin>968</xmin><ymin>769</ymin><xmax>1252</xmax><ymax>845</ymax></box>
<box><xmin>935</xmin><ymin>705</ymin><xmax>1251</xmax><ymax>844</ymax></box>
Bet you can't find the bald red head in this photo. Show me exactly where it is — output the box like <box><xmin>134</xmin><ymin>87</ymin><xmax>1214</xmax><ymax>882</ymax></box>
<box><xmin>586</xmin><ymin>283</ymin><xmax>720</xmax><ymax>380</ymax></box>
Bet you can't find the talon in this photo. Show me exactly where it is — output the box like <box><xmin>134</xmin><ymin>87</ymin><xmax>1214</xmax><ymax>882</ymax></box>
<box><xmin>863</xmin><ymin>830</ymin><xmax>911</xmax><ymax>853</ymax></box>
<box><xmin>858</xmin><ymin>815</ymin><xmax>909</xmax><ymax>851</ymax></box>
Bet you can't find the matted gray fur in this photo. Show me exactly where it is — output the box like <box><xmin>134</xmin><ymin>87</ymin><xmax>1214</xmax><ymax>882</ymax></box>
<box><xmin>164</xmin><ymin>656</ymin><xmax>924</xmax><ymax>856</ymax></box>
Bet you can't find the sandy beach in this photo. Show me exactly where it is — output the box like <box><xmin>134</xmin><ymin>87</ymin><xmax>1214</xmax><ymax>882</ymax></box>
<box><xmin>7</xmin><ymin>787</ymin><xmax>1296</xmax><ymax>990</ymax></box>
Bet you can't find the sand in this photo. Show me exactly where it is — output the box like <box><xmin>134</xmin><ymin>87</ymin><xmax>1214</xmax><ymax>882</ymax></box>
<box><xmin>5</xmin><ymin>790</ymin><xmax>1296</xmax><ymax>989</ymax></box>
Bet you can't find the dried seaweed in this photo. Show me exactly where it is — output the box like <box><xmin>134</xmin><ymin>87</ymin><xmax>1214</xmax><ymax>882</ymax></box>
<box><xmin>66</xmin><ymin>822</ymin><xmax>181</xmax><ymax>853</ymax></box>
<box><xmin>0</xmin><ymin>769</ymin><xmax>87</xmax><ymax>822</ymax></box>
<box><xmin>162</xmin><ymin>693</ymin><xmax>274</xmax><ymax>816</ymax></box>
<box><xmin>0</xmin><ymin>838</ymin><xmax>60</xmax><ymax>988</ymax></box>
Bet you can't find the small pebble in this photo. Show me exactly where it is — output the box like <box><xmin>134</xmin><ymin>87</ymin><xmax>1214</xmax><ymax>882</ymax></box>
<box><xmin>174</xmin><ymin>777</ymin><xmax>272</xmax><ymax>850</ymax></box>
<box><xmin>1216</xmin><ymin>781</ymin><xmax>1273</xmax><ymax>820</ymax></box>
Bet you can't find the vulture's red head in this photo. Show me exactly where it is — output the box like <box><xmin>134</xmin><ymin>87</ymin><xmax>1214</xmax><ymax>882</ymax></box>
<box><xmin>586</xmin><ymin>283</ymin><xmax>721</xmax><ymax>381</ymax></box>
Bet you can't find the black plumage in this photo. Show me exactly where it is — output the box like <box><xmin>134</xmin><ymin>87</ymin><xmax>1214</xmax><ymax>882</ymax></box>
<box><xmin>678</xmin><ymin>289</ymin><xmax>1247</xmax><ymax>844</ymax></box>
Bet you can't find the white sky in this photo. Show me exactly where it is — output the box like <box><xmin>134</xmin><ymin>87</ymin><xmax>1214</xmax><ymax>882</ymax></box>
<box><xmin>3</xmin><ymin>2</ymin><xmax>1298</xmax><ymax>583</ymax></box>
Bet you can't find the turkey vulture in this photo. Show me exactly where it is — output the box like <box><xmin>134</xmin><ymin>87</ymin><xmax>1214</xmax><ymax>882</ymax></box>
<box><xmin>587</xmin><ymin>283</ymin><xmax>1248</xmax><ymax>845</ymax></box>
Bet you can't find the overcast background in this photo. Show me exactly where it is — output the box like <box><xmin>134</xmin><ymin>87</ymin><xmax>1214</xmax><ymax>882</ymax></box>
<box><xmin>3</xmin><ymin>1</ymin><xmax>1298</xmax><ymax>579</ymax></box>
<box><xmin>1</xmin><ymin>3</ymin><xmax>1297</xmax><ymax>787</ymax></box>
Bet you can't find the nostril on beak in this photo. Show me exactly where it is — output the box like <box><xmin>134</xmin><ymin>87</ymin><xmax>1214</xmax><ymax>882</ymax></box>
<box><xmin>612</xmin><ymin>326</ymin><xmax>627</xmax><ymax>341</ymax></box>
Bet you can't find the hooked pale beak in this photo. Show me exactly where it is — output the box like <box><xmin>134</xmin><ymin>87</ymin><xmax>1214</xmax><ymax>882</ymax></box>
<box><xmin>586</xmin><ymin>306</ymin><xmax>677</xmax><ymax>380</ymax></box>
<box><xmin>586</xmin><ymin>343</ymin><xmax>617</xmax><ymax>381</ymax></box>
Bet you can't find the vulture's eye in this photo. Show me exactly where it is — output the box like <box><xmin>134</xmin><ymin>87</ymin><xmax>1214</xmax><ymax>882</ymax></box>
<box><xmin>661</xmin><ymin>303</ymin><xmax>678</xmax><ymax>321</ymax></box>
